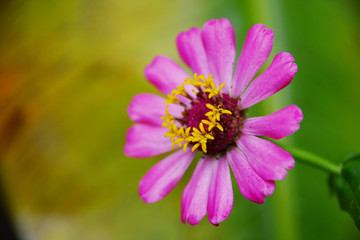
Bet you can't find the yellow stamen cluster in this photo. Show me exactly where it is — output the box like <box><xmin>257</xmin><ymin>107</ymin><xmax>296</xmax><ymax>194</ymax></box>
<box><xmin>170</xmin><ymin>123</ymin><xmax>214</xmax><ymax>153</ymax></box>
<box><xmin>185</xmin><ymin>74</ymin><xmax>226</xmax><ymax>99</ymax></box>
<box><xmin>171</xmin><ymin>81</ymin><xmax>187</xmax><ymax>97</ymax></box>
<box><xmin>163</xmin><ymin>82</ymin><xmax>187</xmax><ymax>108</ymax></box>
<box><xmin>201</xmin><ymin>104</ymin><xmax>232</xmax><ymax>131</ymax></box>
<box><xmin>162</xmin><ymin>73</ymin><xmax>233</xmax><ymax>153</ymax></box>
<box><xmin>189</xmin><ymin>123</ymin><xmax>214</xmax><ymax>152</ymax></box>
<box><xmin>161</xmin><ymin>109</ymin><xmax>174</xmax><ymax>128</ymax></box>
<box><xmin>205</xmin><ymin>104</ymin><xmax>232</xmax><ymax>121</ymax></box>
<box><xmin>201</xmin><ymin>103</ymin><xmax>232</xmax><ymax>132</ymax></box>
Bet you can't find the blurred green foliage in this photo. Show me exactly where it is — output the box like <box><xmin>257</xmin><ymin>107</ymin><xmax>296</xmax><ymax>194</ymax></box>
<box><xmin>0</xmin><ymin>0</ymin><xmax>359</xmax><ymax>239</ymax></box>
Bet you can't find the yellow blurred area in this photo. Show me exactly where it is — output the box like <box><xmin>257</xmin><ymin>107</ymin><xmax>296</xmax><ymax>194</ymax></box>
<box><xmin>0</xmin><ymin>0</ymin><xmax>215</xmax><ymax>239</ymax></box>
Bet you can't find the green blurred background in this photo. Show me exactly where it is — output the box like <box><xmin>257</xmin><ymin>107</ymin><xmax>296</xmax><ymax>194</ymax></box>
<box><xmin>0</xmin><ymin>0</ymin><xmax>359</xmax><ymax>239</ymax></box>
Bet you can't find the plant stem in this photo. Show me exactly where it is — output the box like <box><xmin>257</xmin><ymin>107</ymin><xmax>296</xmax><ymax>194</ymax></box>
<box><xmin>275</xmin><ymin>141</ymin><xmax>342</xmax><ymax>175</ymax></box>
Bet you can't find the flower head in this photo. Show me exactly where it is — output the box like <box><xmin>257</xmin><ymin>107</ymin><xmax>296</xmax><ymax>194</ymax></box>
<box><xmin>124</xmin><ymin>19</ymin><xmax>303</xmax><ymax>226</ymax></box>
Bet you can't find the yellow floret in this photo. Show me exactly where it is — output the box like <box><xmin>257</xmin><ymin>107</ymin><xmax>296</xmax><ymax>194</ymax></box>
<box><xmin>162</xmin><ymin>73</ymin><xmax>231</xmax><ymax>154</ymax></box>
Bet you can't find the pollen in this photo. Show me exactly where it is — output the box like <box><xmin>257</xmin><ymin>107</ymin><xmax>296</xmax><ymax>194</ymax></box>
<box><xmin>161</xmin><ymin>73</ymin><xmax>243</xmax><ymax>154</ymax></box>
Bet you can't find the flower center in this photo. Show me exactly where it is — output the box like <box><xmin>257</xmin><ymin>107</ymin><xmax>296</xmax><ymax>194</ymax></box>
<box><xmin>162</xmin><ymin>74</ymin><xmax>245</xmax><ymax>155</ymax></box>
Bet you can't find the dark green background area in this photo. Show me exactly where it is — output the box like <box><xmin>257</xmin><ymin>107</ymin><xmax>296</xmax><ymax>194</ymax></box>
<box><xmin>0</xmin><ymin>0</ymin><xmax>359</xmax><ymax>239</ymax></box>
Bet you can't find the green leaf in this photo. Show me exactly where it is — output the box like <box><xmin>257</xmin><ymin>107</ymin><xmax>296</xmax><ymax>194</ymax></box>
<box><xmin>330</xmin><ymin>153</ymin><xmax>360</xmax><ymax>230</ymax></box>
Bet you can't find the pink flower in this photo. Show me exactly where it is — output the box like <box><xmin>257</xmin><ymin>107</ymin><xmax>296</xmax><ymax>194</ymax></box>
<box><xmin>124</xmin><ymin>19</ymin><xmax>302</xmax><ymax>226</ymax></box>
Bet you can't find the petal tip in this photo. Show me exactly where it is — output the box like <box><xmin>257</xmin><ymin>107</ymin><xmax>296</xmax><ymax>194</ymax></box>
<box><xmin>286</xmin><ymin>156</ymin><xmax>296</xmax><ymax>170</ymax></box>
<box><xmin>123</xmin><ymin>127</ymin><xmax>135</xmax><ymax>156</ymax></box>
<box><xmin>209</xmin><ymin>220</ymin><xmax>220</xmax><ymax>227</ymax></box>
<box><xmin>279</xmin><ymin>52</ymin><xmax>294</xmax><ymax>61</ymax></box>
<box><xmin>252</xmin><ymin>23</ymin><xmax>266</xmax><ymax>28</ymax></box>
<box><xmin>138</xmin><ymin>180</ymin><xmax>154</xmax><ymax>203</ymax></box>
<box><xmin>126</xmin><ymin>103</ymin><xmax>135</xmax><ymax>122</ymax></box>
<box><xmin>176</xmin><ymin>27</ymin><xmax>201</xmax><ymax>43</ymax></box>
<box><xmin>138</xmin><ymin>192</ymin><xmax>153</xmax><ymax>204</ymax></box>
<box><xmin>187</xmin><ymin>217</ymin><xmax>202</xmax><ymax>226</ymax></box>
<box><xmin>250</xmin><ymin>24</ymin><xmax>274</xmax><ymax>38</ymax></box>
<box><xmin>144</xmin><ymin>56</ymin><xmax>161</xmax><ymax>81</ymax></box>
<box><xmin>289</xmin><ymin>62</ymin><xmax>298</xmax><ymax>75</ymax></box>
<box><xmin>253</xmin><ymin>198</ymin><xmax>266</xmax><ymax>205</ymax></box>
<box><xmin>203</xmin><ymin>18</ymin><xmax>217</xmax><ymax>27</ymax></box>
<box><xmin>292</xmin><ymin>105</ymin><xmax>304</xmax><ymax>122</ymax></box>
<box><xmin>218</xmin><ymin>18</ymin><xmax>232</xmax><ymax>25</ymax></box>
<box><xmin>265</xmin><ymin>181</ymin><xmax>276</xmax><ymax>196</ymax></box>
<box><xmin>243</xmin><ymin>192</ymin><xmax>265</xmax><ymax>204</ymax></box>
<box><xmin>202</xmin><ymin>18</ymin><xmax>233</xmax><ymax>30</ymax></box>
<box><xmin>208</xmin><ymin>210</ymin><xmax>232</xmax><ymax>226</ymax></box>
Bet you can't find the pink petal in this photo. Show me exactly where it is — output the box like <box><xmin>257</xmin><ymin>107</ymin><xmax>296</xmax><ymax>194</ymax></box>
<box><xmin>176</xmin><ymin>27</ymin><xmax>211</xmax><ymax>76</ymax></box>
<box><xmin>232</xmin><ymin>24</ymin><xmax>274</xmax><ymax>98</ymax></box>
<box><xmin>227</xmin><ymin>147</ymin><xmax>275</xmax><ymax>204</ymax></box>
<box><xmin>181</xmin><ymin>155</ymin><xmax>213</xmax><ymax>225</ymax></box>
<box><xmin>124</xmin><ymin>124</ymin><xmax>175</xmax><ymax>158</ymax></box>
<box><xmin>236</xmin><ymin>135</ymin><xmax>294</xmax><ymax>180</ymax></box>
<box><xmin>240</xmin><ymin>52</ymin><xmax>298</xmax><ymax>109</ymax></box>
<box><xmin>242</xmin><ymin>105</ymin><xmax>303</xmax><ymax>139</ymax></box>
<box><xmin>139</xmin><ymin>149</ymin><xmax>196</xmax><ymax>203</ymax></box>
<box><xmin>127</xmin><ymin>93</ymin><xmax>183</xmax><ymax>126</ymax></box>
<box><xmin>144</xmin><ymin>55</ymin><xmax>190</xmax><ymax>95</ymax></box>
<box><xmin>201</xmin><ymin>18</ymin><xmax>236</xmax><ymax>89</ymax></box>
<box><xmin>207</xmin><ymin>156</ymin><xmax>233</xmax><ymax>225</ymax></box>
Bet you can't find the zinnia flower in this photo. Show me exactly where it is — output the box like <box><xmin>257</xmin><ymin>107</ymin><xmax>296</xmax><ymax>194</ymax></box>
<box><xmin>124</xmin><ymin>18</ymin><xmax>303</xmax><ymax>226</ymax></box>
